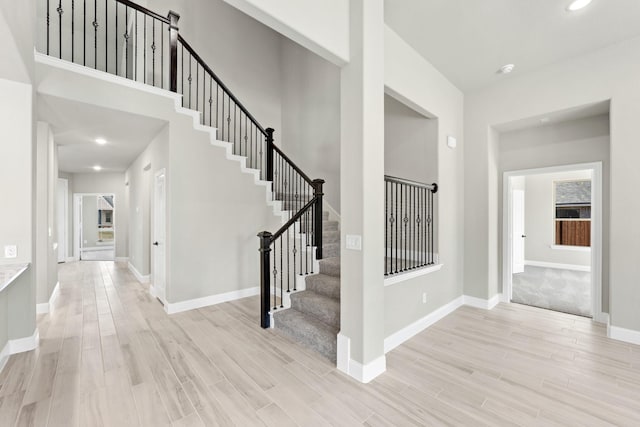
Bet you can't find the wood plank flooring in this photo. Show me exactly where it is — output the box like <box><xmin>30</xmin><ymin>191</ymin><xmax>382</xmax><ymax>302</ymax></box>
<box><xmin>1</xmin><ymin>261</ymin><xmax>639</xmax><ymax>426</ymax></box>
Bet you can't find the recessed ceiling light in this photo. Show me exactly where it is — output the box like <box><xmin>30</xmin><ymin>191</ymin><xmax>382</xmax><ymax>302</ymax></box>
<box><xmin>95</xmin><ymin>138</ymin><xmax>107</xmax><ymax>145</ymax></box>
<box><xmin>567</xmin><ymin>0</ymin><xmax>592</xmax><ymax>11</ymax></box>
<box><xmin>93</xmin><ymin>165</ymin><xmax>102</xmax><ymax>171</ymax></box>
<box><xmin>497</xmin><ymin>64</ymin><xmax>515</xmax><ymax>74</ymax></box>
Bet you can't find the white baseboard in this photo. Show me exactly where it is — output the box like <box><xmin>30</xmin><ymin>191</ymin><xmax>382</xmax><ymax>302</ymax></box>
<box><xmin>608</xmin><ymin>324</ymin><xmax>640</xmax><ymax>346</ymax></box>
<box><xmin>0</xmin><ymin>329</ymin><xmax>40</xmax><ymax>375</ymax></box>
<box><xmin>384</xmin><ymin>296</ymin><xmax>464</xmax><ymax>353</ymax></box>
<box><xmin>128</xmin><ymin>262</ymin><xmax>150</xmax><ymax>284</ymax></box>
<box><xmin>464</xmin><ymin>294</ymin><xmax>502</xmax><ymax>310</ymax></box>
<box><xmin>36</xmin><ymin>281</ymin><xmax>60</xmax><ymax>314</ymax></box>
<box><xmin>165</xmin><ymin>287</ymin><xmax>260</xmax><ymax>315</ymax></box>
<box><xmin>525</xmin><ymin>260</ymin><xmax>590</xmax><ymax>272</ymax></box>
<box><xmin>594</xmin><ymin>311</ymin><xmax>609</xmax><ymax>325</ymax></box>
<box><xmin>0</xmin><ymin>341</ymin><xmax>9</xmax><ymax>375</ymax></box>
<box><xmin>115</xmin><ymin>257</ymin><xmax>129</xmax><ymax>262</ymax></box>
<box><xmin>337</xmin><ymin>333</ymin><xmax>386</xmax><ymax>383</ymax></box>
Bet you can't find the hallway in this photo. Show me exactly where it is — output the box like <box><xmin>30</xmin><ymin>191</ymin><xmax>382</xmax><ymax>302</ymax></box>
<box><xmin>0</xmin><ymin>262</ymin><xmax>639</xmax><ymax>426</ymax></box>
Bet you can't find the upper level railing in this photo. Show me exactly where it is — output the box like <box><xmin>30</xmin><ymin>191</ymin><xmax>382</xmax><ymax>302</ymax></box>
<box><xmin>385</xmin><ymin>175</ymin><xmax>438</xmax><ymax>276</ymax></box>
<box><xmin>39</xmin><ymin>0</ymin><xmax>325</xmax><ymax>328</ymax></box>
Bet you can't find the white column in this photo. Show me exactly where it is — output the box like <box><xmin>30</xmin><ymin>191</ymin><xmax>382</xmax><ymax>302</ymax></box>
<box><xmin>337</xmin><ymin>0</ymin><xmax>386</xmax><ymax>383</ymax></box>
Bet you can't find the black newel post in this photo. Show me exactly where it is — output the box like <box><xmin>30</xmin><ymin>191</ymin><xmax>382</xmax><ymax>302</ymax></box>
<box><xmin>313</xmin><ymin>179</ymin><xmax>325</xmax><ymax>260</ymax></box>
<box><xmin>167</xmin><ymin>11</ymin><xmax>180</xmax><ymax>92</ymax></box>
<box><xmin>265</xmin><ymin>128</ymin><xmax>274</xmax><ymax>182</ymax></box>
<box><xmin>258</xmin><ymin>231</ymin><xmax>273</xmax><ymax>328</ymax></box>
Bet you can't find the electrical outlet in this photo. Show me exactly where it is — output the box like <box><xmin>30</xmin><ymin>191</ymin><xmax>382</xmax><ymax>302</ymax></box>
<box><xmin>422</xmin><ymin>292</ymin><xmax>427</xmax><ymax>304</ymax></box>
<box><xmin>4</xmin><ymin>245</ymin><xmax>17</xmax><ymax>259</ymax></box>
<box><xmin>346</xmin><ymin>234</ymin><xmax>362</xmax><ymax>251</ymax></box>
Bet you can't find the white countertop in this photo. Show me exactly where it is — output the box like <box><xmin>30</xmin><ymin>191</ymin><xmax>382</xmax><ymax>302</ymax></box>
<box><xmin>0</xmin><ymin>263</ymin><xmax>29</xmax><ymax>293</ymax></box>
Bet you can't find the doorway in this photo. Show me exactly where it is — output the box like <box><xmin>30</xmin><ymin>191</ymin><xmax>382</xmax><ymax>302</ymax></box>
<box><xmin>503</xmin><ymin>163</ymin><xmax>602</xmax><ymax>319</ymax></box>
<box><xmin>74</xmin><ymin>193</ymin><xmax>116</xmax><ymax>261</ymax></box>
<box><xmin>57</xmin><ymin>178</ymin><xmax>68</xmax><ymax>263</ymax></box>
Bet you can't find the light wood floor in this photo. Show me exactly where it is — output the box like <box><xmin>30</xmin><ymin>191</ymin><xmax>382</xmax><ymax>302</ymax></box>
<box><xmin>1</xmin><ymin>261</ymin><xmax>639</xmax><ymax>426</ymax></box>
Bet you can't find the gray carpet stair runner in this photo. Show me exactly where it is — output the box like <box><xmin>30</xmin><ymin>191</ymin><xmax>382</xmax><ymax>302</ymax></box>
<box><xmin>273</xmin><ymin>211</ymin><xmax>341</xmax><ymax>362</ymax></box>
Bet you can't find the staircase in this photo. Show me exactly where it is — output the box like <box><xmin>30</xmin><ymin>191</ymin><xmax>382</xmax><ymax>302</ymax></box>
<box><xmin>40</xmin><ymin>0</ymin><xmax>341</xmax><ymax>363</ymax></box>
<box><xmin>273</xmin><ymin>213</ymin><xmax>341</xmax><ymax>362</ymax></box>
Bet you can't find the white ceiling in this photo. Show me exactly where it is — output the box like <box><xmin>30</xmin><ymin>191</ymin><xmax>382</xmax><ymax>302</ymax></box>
<box><xmin>38</xmin><ymin>95</ymin><xmax>167</xmax><ymax>174</ymax></box>
<box><xmin>385</xmin><ymin>0</ymin><xmax>640</xmax><ymax>92</ymax></box>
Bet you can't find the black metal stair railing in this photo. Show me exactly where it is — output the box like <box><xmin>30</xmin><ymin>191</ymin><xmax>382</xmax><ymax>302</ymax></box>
<box><xmin>385</xmin><ymin>175</ymin><xmax>438</xmax><ymax>276</ymax></box>
<box><xmin>39</xmin><ymin>0</ymin><xmax>325</xmax><ymax>329</ymax></box>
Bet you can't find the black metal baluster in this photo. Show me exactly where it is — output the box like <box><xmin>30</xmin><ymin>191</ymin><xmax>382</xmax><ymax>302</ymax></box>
<box><xmin>385</xmin><ymin>181</ymin><xmax>388</xmax><ymax>275</ymax></box>
<box><xmin>143</xmin><ymin>16</ymin><xmax>146</xmax><ymax>82</ymax></box>
<box><xmin>187</xmin><ymin>53</ymin><xmax>191</xmax><ymax>108</ymax></box>
<box><xmin>152</xmin><ymin>20</ymin><xmax>156</xmax><ymax>86</ymax></box>
<box><xmin>279</xmin><ymin>237</ymin><xmax>283</xmax><ymax>308</ymax></box>
<box><xmin>272</xmin><ymin>242</ymin><xmax>277</xmax><ymax>310</ymax></box>
<box><xmin>412</xmin><ymin>185</ymin><xmax>415</xmax><ymax>268</ymax></box>
<box><xmin>209</xmin><ymin>77</ymin><xmax>213</xmax><ymax>126</ymax></box>
<box><xmin>215</xmin><ymin>82</ymin><xmax>219</xmax><ymax>128</ymax></box>
<box><xmin>311</xmin><ymin>194</ymin><xmax>314</xmax><ymax>273</ymax></box>
<box><xmin>395</xmin><ymin>182</ymin><xmax>398</xmax><ymax>273</ymax></box>
<box><xmin>430</xmin><ymin>188</ymin><xmax>434</xmax><ymax>264</ymax></box>
<box><xmin>46</xmin><ymin>0</ymin><xmax>50</xmax><ymax>55</ymax></box>
<box><xmin>57</xmin><ymin>0</ymin><xmax>62</xmax><ymax>59</ymax></box>
<box><xmin>195</xmin><ymin>63</ymin><xmax>199</xmax><ymax>114</ymax></box>
<box><xmin>287</xmin><ymin>219</ymin><xmax>291</xmax><ymax>292</ymax></box>
<box><xmin>221</xmin><ymin>93</ymin><xmax>225</xmax><ymax>140</ymax></box>
<box><xmin>71</xmin><ymin>0</ymin><xmax>75</xmax><ymax>62</ymax></box>
<box><xmin>93</xmin><ymin>0</ymin><xmax>97</xmax><ymax>69</ymax></box>
<box><xmin>83</xmin><ymin>0</ymin><xmax>85</xmax><ymax>65</ymax></box>
<box><xmin>160</xmin><ymin>22</ymin><xmax>164</xmax><ymax>88</ymax></box>
<box><xmin>134</xmin><ymin>11</ymin><xmax>137</xmax><ymax>80</ymax></box>
<box><xmin>203</xmin><ymin>70</ymin><xmax>206</xmax><ymax>124</ymax></box>
<box><xmin>125</xmin><ymin>6</ymin><xmax>129</xmax><ymax>79</ymax></box>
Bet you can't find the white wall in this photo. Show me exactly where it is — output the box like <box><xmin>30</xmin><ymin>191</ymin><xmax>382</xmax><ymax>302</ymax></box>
<box><xmin>0</xmin><ymin>0</ymin><xmax>35</xmax><ymax>83</ymax></box>
<box><xmin>524</xmin><ymin>170</ymin><xmax>592</xmax><ymax>266</ymax></box>
<box><xmin>223</xmin><ymin>0</ymin><xmax>349</xmax><ymax>66</ymax></box>
<box><xmin>383</xmin><ymin>26</ymin><xmax>465</xmax><ymax>339</ymax></box>
<box><xmin>125</xmin><ymin>124</ymin><xmax>169</xmax><ymax>277</ymax></box>
<box><xmin>58</xmin><ymin>171</ymin><xmax>74</xmax><ymax>257</ymax></box>
<box><xmin>280</xmin><ymin>38</ymin><xmax>341</xmax><ymax>212</ymax></box>
<box><xmin>465</xmin><ymin>35</ymin><xmax>640</xmax><ymax>333</ymax></box>
<box><xmin>384</xmin><ymin>94</ymin><xmax>438</xmax><ymax>184</ymax></box>
<box><xmin>72</xmin><ymin>172</ymin><xmax>128</xmax><ymax>258</ymax></box>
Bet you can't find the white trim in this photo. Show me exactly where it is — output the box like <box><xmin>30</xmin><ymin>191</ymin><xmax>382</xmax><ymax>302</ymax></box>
<box><xmin>128</xmin><ymin>262</ymin><xmax>150</xmax><ymax>284</ymax></box>
<box><xmin>550</xmin><ymin>244</ymin><xmax>591</xmax><ymax>252</ymax></box>
<box><xmin>10</xmin><ymin>329</ymin><xmax>40</xmax><ymax>354</ymax></box>
<box><xmin>36</xmin><ymin>281</ymin><xmax>60</xmax><ymax>314</ymax></box>
<box><xmin>0</xmin><ymin>341</ymin><xmax>10</xmax><ymax>374</ymax></box>
<box><xmin>81</xmin><ymin>246</ymin><xmax>114</xmax><ymax>251</ymax></box>
<box><xmin>384</xmin><ymin>264</ymin><xmax>443</xmax><ymax>287</ymax></box>
<box><xmin>384</xmin><ymin>296</ymin><xmax>464</xmax><ymax>353</ymax></box>
<box><xmin>524</xmin><ymin>260</ymin><xmax>590</xmax><ymax>272</ymax></box>
<box><xmin>66</xmin><ymin>257</ymin><xmax>77</xmax><ymax>262</ymax></box>
<box><xmin>336</xmin><ymin>333</ymin><xmax>386</xmax><ymax>383</ymax></box>
<box><xmin>464</xmin><ymin>294</ymin><xmax>501</xmax><ymax>310</ymax></box>
<box><xmin>164</xmin><ymin>287</ymin><xmax>260</xmax><ymax>315</ymax></box>
<box><xmin>115</xmin><ymin>257</ymin><xmax>129</xmax><ymax>262</ymax></box>
<box><xmin>595</xmin><ymin>311</ymin><xmax>609</xmax><ymax>325</ymax></box>
<box><xmin>608</xmin><ymin>325</ymin><xmax>640</xmax><ymax>346</ymax></box>
<box><xmin>503</xmin><ymin>162</ymin><xmax>603</xmax><ymax>321</ymax></box>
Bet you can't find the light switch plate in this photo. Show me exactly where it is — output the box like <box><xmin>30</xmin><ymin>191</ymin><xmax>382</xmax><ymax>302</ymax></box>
<box><xmin>346</xmin><ymin>234</ymin><xmax>362</xmax><ymax>251</ymax></box>
<box><xmin>447</xmin><ymin>135</ymin><xmax>457</xmax><ymax>148</ymax></box>
<box><xmin>4</xmin><ymin>245</ymin><xmax>17</xmax><ymax>259</ymax></box>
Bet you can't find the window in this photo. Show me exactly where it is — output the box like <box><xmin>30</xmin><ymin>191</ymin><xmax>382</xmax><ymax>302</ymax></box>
<box><xmin>554</xmin><ymin>180</ymin><xmax>591</xmax><ymax>247</ymax></box>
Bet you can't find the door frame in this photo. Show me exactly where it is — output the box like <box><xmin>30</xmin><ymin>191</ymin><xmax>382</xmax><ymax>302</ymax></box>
<box><xmin>502</xmin><ymin>162</ymin><xmax>604</xmax><ymax>322</ymax></box>
<box><xmin>152</xmin><ymin>168</ymin><xmax>167</xmax><ymax>304</ymax></box>
<box><xmin>73</xmin><ymin>193</ymin><xmax>116</xmax><ymax>261</ymax></box>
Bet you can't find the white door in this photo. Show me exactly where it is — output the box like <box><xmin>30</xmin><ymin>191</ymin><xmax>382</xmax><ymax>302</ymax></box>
<box><xmin>57</xmin><ymin>179</ymin><xmax>68</xmax><ymax>263</ymax></box>
<box><xmin>153</xmin><ymin>170</ymin><xmax>167</xmax><ymax>302</ymax></box>
<box><xmin>512</xmin><ymin>189</ymin><xmax>525</xmax><ymax>274</ymax></box>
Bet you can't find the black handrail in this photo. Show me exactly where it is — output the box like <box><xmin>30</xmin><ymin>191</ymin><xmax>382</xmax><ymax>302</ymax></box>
<box><xmin>273</xmin><ymin>145</ymin><xmax>314</xmax><ymax>185</ymax></box>
<box><xmin>385</xmin><ymin>175</ymin><xmax>438</xmax><ymax>192</ymax></box>
<box><xmin>271</xmin><ymin>196</ymin><xmax>318</xmax><ymax>241</ymax></box>
<box><xmin>177</xmin><ymin>35</ymin><xmax>267</xmax><ymax>136</ymax></box>
<box><xmin>116</xmin><ymin>0</ymin><xmax>170</xmax><ymax>24</ymax></box>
